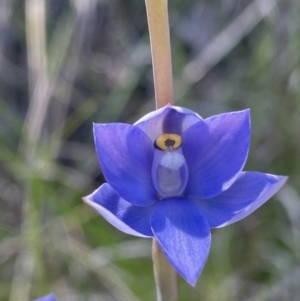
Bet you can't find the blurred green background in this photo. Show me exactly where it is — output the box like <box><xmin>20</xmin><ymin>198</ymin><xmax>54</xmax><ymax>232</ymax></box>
<box><xmin>1</xmin><ymin>0</ymin><xmax>300</xmax><ymax>300</ymax></box>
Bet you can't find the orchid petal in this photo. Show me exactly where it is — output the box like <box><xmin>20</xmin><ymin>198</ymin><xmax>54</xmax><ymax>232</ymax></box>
<box><xmin>150</xmin><ymin>197</ymin><xmax>211</xmax><ymax>286</ymax></box>
<box><xmin>183</xmin><ymin>110</ymin><xmax>250</xmax><ymax>199</ymax></box>
<box><xmin>33</xmin><ymin>294</ymin><xmax>56</xmax><ymax>301</ymax></box>
<box><xmin>194</xmin><ymin>172</ymin><xmax>288</xmax><ymax>228</ymax></box>
<box><xmin>93</xmin><ymin>123</ymin><xmax>156</xmax><ymax>206</ymax></box>
<box><xmin>83</xmin><ymin>184</ymin><xmax>154</xmax><ymax>237</ymax></box>
<box><xmin>135</xmin><ymin>105</ymin><xmax>202</xmax><ymax>142</ymax></box>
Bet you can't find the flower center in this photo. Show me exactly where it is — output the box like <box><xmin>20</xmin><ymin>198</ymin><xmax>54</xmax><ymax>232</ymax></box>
<box><xmin>155</xmin><ymin>133</ymin><xmax>182</xmax><ymax>150</ymax></box>
<box><xmin>152</xmin><ymin>134</ymin><xmax>188</xmax><ymax>199</ymax></box>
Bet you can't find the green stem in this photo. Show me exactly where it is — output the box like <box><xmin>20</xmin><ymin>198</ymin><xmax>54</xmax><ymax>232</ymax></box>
<box><xmin>145</xmin><ymin>0</ymin><xmax>174</xmax><ymax>108</ymax></box>
<box><xmin>152</xmin><ymin>239</ymin><xmax>179</xmax><ymax>301</ymax></box>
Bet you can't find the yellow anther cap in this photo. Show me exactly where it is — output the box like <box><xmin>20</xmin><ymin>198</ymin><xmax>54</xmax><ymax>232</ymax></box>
<box><xmin>155</xmin><ymin>133</ymin><xmax>182</xmax><ymax>150</ymax></box>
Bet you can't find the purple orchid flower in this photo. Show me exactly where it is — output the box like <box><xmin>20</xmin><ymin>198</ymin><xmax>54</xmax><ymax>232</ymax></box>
<box><xmin>33</xmin><ymin>294</ymin><xmax>56</xmax><ymax>301</ymax></box>
<box><xmin>83</xmin><ymin>105</ymin><xmax>287</xmax><ymax>286</ymax></box>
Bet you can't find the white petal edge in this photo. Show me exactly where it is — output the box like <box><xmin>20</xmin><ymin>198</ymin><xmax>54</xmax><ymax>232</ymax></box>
<box><xmin>134</xmin><ymin>105</ymin><xmax>202</xmax><ymax>125</ymax></box>
<box><xmin>217</xmin><ymin>175</ymin><xmax>288</xmax><ymax>228</ymax></box>
<box><xmin>83</xmin><ymin>192</ymin><xmax>151</xmax><ymax>238</ymax></box>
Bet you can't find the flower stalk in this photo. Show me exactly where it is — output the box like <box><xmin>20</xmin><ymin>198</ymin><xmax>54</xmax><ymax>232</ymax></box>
<box><xmin>152</xmin><ymin>239</ymin><xmax>179</xmax><ymax>301</ymax></box>
<box><xmin>145</xmin><ymin>0</ymin><xmax>178</xmax><ymax>300</ymax></box>
<box><xmin>145</xmin><ymin>0</ymin><xmax>174</xmax><ymax>108</ymax></box>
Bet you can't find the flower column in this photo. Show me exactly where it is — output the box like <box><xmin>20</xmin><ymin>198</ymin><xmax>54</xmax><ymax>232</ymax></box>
<box><xmin>144</xmin><ymin>0</ymin><xmax>178</xmax><ymax>300</ymax></box>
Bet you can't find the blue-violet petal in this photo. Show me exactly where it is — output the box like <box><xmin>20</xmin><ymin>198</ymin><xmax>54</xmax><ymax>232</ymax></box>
<box><xmin>83</xmin><ymin>183</ymin><xmax>154</xmax><ymax>237</ymax></box>
<box><xmin>183</xmin><ymin>110</ymin><xmax>250</xmax><ymax>199</ymax></box>
<box><xmin>194</xmin><ymin>172</ymin><xmax>288</xmax><ymax>228</ymax></box>
<box><xmin>33</xmin><ymin>294</ymin><xmax>56</xmax><ymax>301</ymax></box>
<box><xmin>150</xmin><ymin>197</ymin><xmax>211</xmax><ymax>286</ymax></box>
<box><xmin>93</xmin><ymin>123</ymin><xmax>156</xmax><ymax>206</ymax></box>
<box><xmin>135</xmin><ymin>105</ymin><xmax>202</xmax><ymax>142</ymax></box>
